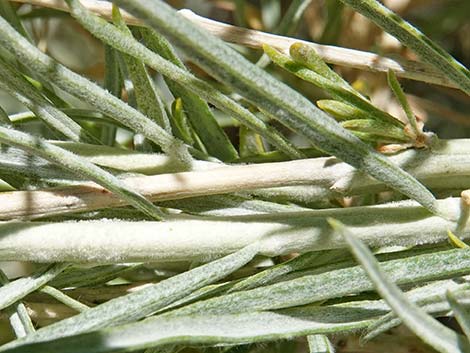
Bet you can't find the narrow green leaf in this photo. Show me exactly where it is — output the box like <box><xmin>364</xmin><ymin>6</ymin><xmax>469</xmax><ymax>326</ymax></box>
<box><xmin>112</xmin><ymin>5</ymin><xmax>171</xmax><ymax>133</ymax></box>
<box><xmin>170</xmin><ymin>98</ymin><xmax>195</xmax><ymax>145</ymax></box>
<box><xmin>290</xmin><ymin>42</ymin><xmax>351</xmax><ymax>89</ymax></box>
<box><xmin>256</xmin><ymin>0</ymin><xmax>314</xmax><ymax>67</ymax></box>
<box><xmin>0</xmin><ymin>301</ymin><xmax>384</xmax><ymax>353</ymax></box>
<box><xmin>0</xmin><ymin>105</ymin><xmax>10</xmax><ymax>125</ymax></box>
<box><xmin>446</xmin><ymin>290</ymin><xmax>470</xmax><ymax>341</ymax></box>
<box><xmin>140</xmin><ymin>27</ymin><xmax>238</xmax><ymax>161</ymax></box>
<box><xmin>0</xmin><ymin>269</ymin><xmax>35</xmax><ymax>338</ymax></box>
<box><xmin>0</xmin><ymin>263</ymin><xmax>69</xmax><ymax>311</ymax></box>
<box><xmin>387</xmin><ymin>70</ymin><xmax>420</xmax><ymax>137</ymax></box>
<box><xmin>265</xmin><ymin>44</ymin><xmax>402</xmax><ymax>127</ymax></box>
<box><xmin>447</xmin><ymin>229</ymin><xmax>469</xmax><ymax>249</ymax></box>
<box><xmin>0</xmin><ymin>126</ymin><xmax>165</xmax><ymax>220</ymax></box>
<box><xmin>239</xmin><ymin>126</ymin><xmax>265</xmax><ymax>157</ymax></box>
<box><xmin>317</xmin><ymin>99</ymin><xmax>375</xmax><ymax>121</ymax></box>
<box><xmin>101</xmin><ymin>45</ymin><xmax>122</xmax><ymax>145</ymax></box>
<box><xmin>329</xmin><ymin>218</ymin><xmax>470</xmax><ymax>353</ymax></box>
<box><xmin>233</xmin><ymin>0</ymin><xmax>247</xmax><ymax>28</ymax></box>
<box><xmin>0</xmin><ymin>0</ymin><xmax>31</xmax><ymax>41</ymax></box>
<box><xmin>39</xmin><ymin>286</ymin><xmax>89</xmax><ymax>312</ymax></box>
<box><xmin>319</xmin><ymin>0</ymin><xmax>344</xmax><ymax>44</ymax></box>
<box><xmin>5</xmin><ymin>303</ymin><xmax>35</xmax><ymax>338</ymax></box>
<box><xmin>338</xmin><ymin>0</ymin><xmax>470</xmax><ymax>95</ymax></box>
<box><xmin>51</xmin><ymin>265</ymin><xmax>140</xmax><ymax>289</ymax></box>
<box><xmin>158</xmin><ymin>246</ymin><xmax>470</xmax><ymax>319</ymax></box>
<box><xmin>103</xmin><ymin>45</ymin><xmax>123</xmax><ymax>98</ymax></box>
<box><xmin>363</xmin><ymin>278</ymin><xmax>470</xmax><ymax>342</ymax></box>
<box><xmin>276</xmin><ymin>0</ymin><xmax>313</xmax><ymax>36</ymax></box>
<box><xmin>308</xmin><ymin>334</ymin><xmax>335</xmax><ymax>353</ymax></box>
<box><xmin>228</xmin><ymin>250</ymin><xmax>348</xmax><ymax>293</ymax></box>
<box><xmin>340</xmin><ymin>119</ymin><xmax>409</xmax><ymax>142</ymax></box>
<box><xmin>0</xmin><ymin>56</ymin><xmax>97</xmax><ymax>143</ymax></box>
<box><xmin>2</xmin><ymin>244</ymin><xmax>259</xmax><ymax>349</ymax></box>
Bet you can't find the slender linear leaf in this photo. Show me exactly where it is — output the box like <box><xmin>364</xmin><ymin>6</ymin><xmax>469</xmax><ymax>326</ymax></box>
<box><xmin>363</xmin><ymin>279</ymin><xmax>470</xmax><ymax>342</ymax></box>
<box><xmin>39</xmin><ymin>286</ymin><xmax>89</xmax><ymax>312</ymax></box>
<box><xmin>446</xmin><ymin>290</ymin><xmax>470</xmax><ymax>341</ymax></box>
<box><xmin>0</xmin><ymin>105</ymin><xmax>10</xmax><ymax>125</ymax></box>
<box><xmin>101</xmin><ymin>44</ymin><xmax>122</xmax><ymax>145</ymax></box>
<box><xmin>0</xmin><ymin>269</ymin><xmax>35</xmax><ymax>338</ymax></box>
<box><xmin>1</xmin><ymin>244</ymin><xmax>259</xmax><ymax>349</ymax></box>
<box><xmin>112</xmin><ymin>5</ymin><xmax>171</xmax><ymax>133</ymax></box>
<box><xmin>289</xmin><ymin>42</ymin><xmax>352</xmax><ymax>89</ymax></box>
<box><xmin>0</xmin><ymin>300</ymin><xmax>385</xmax><ymax>353</ymax></box>
<box><xmin>0</xmin><ymin>263</ymin><xmax>69</xmax><ymax>311</ymax></box>
<box><xmin>338</xmin><ymin>0</ymin><xmax>470</xmax><ymax>95</ymax></box>
<box><xmin>140</xmin><ymin>27</ymin><xmax>238</xmax><ymax>161</ymax></box>
<box><xmin>387</xmin><ymin>70</ymin><xmax>419</xmax><ymax>137</ymax></box>
<box><xmin>265</xmin><ymin>44</ymin><xmax>402</xmax><ymax>127</ymax></box>
<box><xmin>160</xmin><ymin>247</ymin><xmax>470</xmax><ymax>318</ymax></box>
<box><xmin>330</xmin><ymin>218</ymin><xmax>470</xmax><ymax>353</ymax></box>
<box><xmin>0</xmin><ymin>56</ymin><xmax>97</xmax><ymax>143</ymax></box>
<box><xmin>308</xmin><ymin>334</ymin><xmax>335</xmax><ymax>353</ymax></box>
<box><xmin>276</xmin><ymin>0</ymin><xmax>313</xmax><ymax>36</ymax></box>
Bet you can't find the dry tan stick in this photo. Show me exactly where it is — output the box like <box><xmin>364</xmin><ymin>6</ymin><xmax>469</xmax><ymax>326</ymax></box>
<box><xmin>10</xmin><ymin>0</ymin><xmax>456</xmax><ymax>88</ymax></box>
<box><xmin>3</xmin><ymin>138</ymin><xmax>470</xmax><ymax>220</ymax></box>
<box><xmin>0</xmin><ymin>157</ymin><xmax>344</xmax><ymax>219</ymax></box>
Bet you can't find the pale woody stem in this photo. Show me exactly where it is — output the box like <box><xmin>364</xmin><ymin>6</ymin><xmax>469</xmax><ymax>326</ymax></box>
<box><xmin>9</xmin><ymin>0</ymin><xmax>456</xmax><ymax>88</ymax></box>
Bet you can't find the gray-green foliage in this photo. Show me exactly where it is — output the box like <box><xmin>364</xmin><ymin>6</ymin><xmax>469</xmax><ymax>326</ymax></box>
<box><xmin>0</xmin><ymin>1</ymin><xmax>469</xmax><ymax>353</ymax></box>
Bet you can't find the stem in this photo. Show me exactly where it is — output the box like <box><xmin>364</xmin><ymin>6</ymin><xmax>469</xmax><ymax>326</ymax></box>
<box><xmin>1</xmin><ymin>139</ymin><xmax>470</xmax><ymax>219</ymax></box>
<box><xmin>0</xmin><ymin>197</ymin><xmax>463</xmax><ymax>263</ymax></box>
<box><xmin>9</xmin><ymin>0</ymin><xmax>455</xmax><ymax>88</ymax></box>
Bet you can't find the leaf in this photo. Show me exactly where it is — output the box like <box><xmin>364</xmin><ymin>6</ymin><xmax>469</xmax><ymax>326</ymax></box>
<box><xmin>140</xmin><ymin>27</ymin><xmax>238</xmax><ymax>161</ymax></box>
<box><xmin>387</xmin><ymin>70</ymin><xmax>420</xmax><ymax>137</ymax></box>
<box><xmin>265</xmin><ymin>44</ymin><xmax>402</xmax><ymax>127</ymax></box>
<box><xmin>0</xmin><ymin>300</ymin><xmax>385</xmax><ymax>353</ymax></box>
<box><xmin>101</xmin><ymin>45</ymin><xmax>122</xmax><ymax>145</ymax></box>
<box><xmin>2</xmin><ymin>244</ymin><xmax>259</xmax><ymax>349</ymax></box>
<box><xmin>157</xmin><ymin>246</ymin><xmax>470</xmax><ymax>319</ymax></box>
<box><xmin>308</xmin><ymin>334</ymin><xmax>335</xmax><ymax>353</ymax></box>
<box><xmin>329</xmin><ymin>218</ymin><xmax>470</xmax><ymax>353</ymax></box>
<box><xmin>363</xmin><ymin>279</ymin><xmax>470</xmax><ymax>342</ymax></box>
<box><xmin>0</xmin><ymin>263</ymin><xmax>69</xmax><ymax>311</ymax></box>
<box><xmin>290</xmin><ymin>42</ymin><xmax>352</xmax><ymax>89</ymax></box>
<box><xmin>341</xmin><ymin>119</ymin><xmax>409</xmax><ymax>142</ymax></box>
<box><xmin>112</xmin><ymin>6</ymin><xmax>171</xmax><ymax>133</ymax></box>
<box><xmin>0</xmin><ymin>269</ymin><xmax>35</xmax><ymax>338</ymax></box>
<box><xmin>39</xmin><ymin>286</ymin><xmax>89</xmax><ymax>313</ymax></box>
<box><xmin>338</xmin><ymin>0</ymin><xmax>470</xmax><ymax>95</ymax></box>
<box><xmin>446</xmin><ymin>290</ymin><xmax>470</xmax><ymax>341</ymax></box>
<box><xmin>447</xmin><ymin>229</ymin><xmax>469</xmax><ymax>249</ymax></box>
<box><xmin>0</xmin><ymin>56</ymin><xmax>97</xmax><ymax>143</ymax></box>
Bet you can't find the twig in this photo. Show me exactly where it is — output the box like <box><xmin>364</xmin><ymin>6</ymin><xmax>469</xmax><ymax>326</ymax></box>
<box><xmin>10</xmin><ymin>0</ymin><xmax>456</xmax><ymax>88</ymax></box>
<box><xmin>0</xmin><ymin>198</ymin><xmax>462</xmax><ymax>263</ymax></box>
<box><xmin>2</xmin><ymin>139</ymin><xmax>470</xmax><ymax>220</ymax></box>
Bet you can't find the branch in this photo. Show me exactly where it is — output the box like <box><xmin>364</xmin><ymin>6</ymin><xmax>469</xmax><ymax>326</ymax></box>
<box><xmin>2</xmin><ymin>139</ymin><xmax>470</xmax><ymax>219</ymax></box>
<box><xmin>0</xmin><ymin>198</ymin><xmax>461</xmax><ymax>263</ymax></box>
<box><xmin>10</xmin><ymin>0</ymin><xmax>456</xmax><ymax>88</ymax></box>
